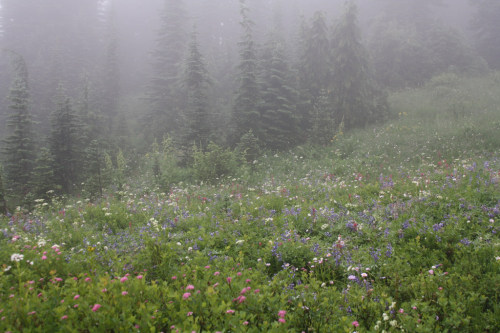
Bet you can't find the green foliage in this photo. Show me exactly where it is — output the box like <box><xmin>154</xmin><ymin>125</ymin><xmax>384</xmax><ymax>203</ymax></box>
<box><xmin>193</xmin><ymin>142</ymin><xmax>239</xmax><ymax>183</ymax></box>
<box><xmin>145</xmin><ymin>0</ymin><xmax>188</xmax><ymax>141</ymax></box>
<box><xmin>330</xmin><ymin>2</ymin><xmax>388</xmax><ymax>129</ymax></box>
<box><xmin>180</xmin><ymin>30</ymin><xmax>212</xmax><ymax>151</ymax></box>
<box><xmin>2</xmin><ymin>52</ymin><xmax>35</xmax><ymax>201</ymax></box>
<box><xmin>236</xmin><ymin>130</ymin><xmax>261</xmax><ymax>164</ymax></box>
<box><xmin>231</xmin><ymin>0</ymin><xmax>262</xmax><ymax>144</ymax></box>
<box><xmin>259</xmin><ymin>37</ymin><xmax>299</xmax><ymax>150</ymax></box>
<box><xmin>0</xmin><ymin>165</ymin><xmax>7</xmax><ymax>214</ymax></box>
<box><xmin>49</xmin><ymin>86</ymin><xmax>83</xmax><ymax>194</ymax></box>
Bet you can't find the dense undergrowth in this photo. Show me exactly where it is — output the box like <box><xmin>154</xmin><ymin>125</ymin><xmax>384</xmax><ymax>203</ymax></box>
<box><xmin>1</xmin><ymin>73</ymin><xmax>499</xmax><ymax>332</ymax></box>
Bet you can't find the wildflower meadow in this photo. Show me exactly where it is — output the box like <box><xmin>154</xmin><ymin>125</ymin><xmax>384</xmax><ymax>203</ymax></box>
<box><xmin>1</xmin><ymin>75</ymin><xmax>499</xmax><ymax>332</ymax></box>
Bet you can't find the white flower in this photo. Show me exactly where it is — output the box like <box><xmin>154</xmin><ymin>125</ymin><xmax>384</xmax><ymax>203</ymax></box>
<box><xmin>235</xmin><ymin>240</ymin><xmax>244</xmax><ymax>245</ymax></box>
<box><xmin>11</xmin><ymin>253</ymin><xmax>24</xmax><ymax>262</ymax></box>
<box><xmin>4</xmin><ymin>266</ymin><xmax>11</xmax><ymax>272</ymax></box>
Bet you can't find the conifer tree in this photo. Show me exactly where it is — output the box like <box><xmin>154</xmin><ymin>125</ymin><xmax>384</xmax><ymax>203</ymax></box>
<box><xmin>49</xmin><ymin>86</ymin><xmax>82</xmax><ymax>194</ymax></box>
<box><xmin>0</xmin><ymin>164</ymin><xmax>7</xmax><ymax>214</ymax></box>
<box><xmin>297</xmin><ymin>12</ymin><xmax>330</xmax><ymax>133</ymax></box>
<box><xmin>330</xmin><ymin>2</ymin><xmax>387</xmax><ymax>129</ymax></box>
<box><xmin>232</xmin><ymin>0</ymin><xmax>261</xmax><ymax>145</ymax></box>
<box><xmin>146</xmin><ymin>0</ymin><xmax>188</xmax><ymax>141</ymax></box>
<box><xmin>260</xmin><ymin>37</ymin><xmax>299</xmax><ymax>150</ymax></box>
<box><xmin>181</xmin><ymin>29</ymin><xmax>212</xmax><ymax>151</ymax></box>
<box><xmin>30</xmin><ymin>147</ymin><xmax>56</xmax><ymax>200</ymax></box>
<box><xmin>309</xmin><ymin>90</ymin><xmax>335</xmax><ymax>145</ymax></box>
<box><xmin>2</xmin><ymin>52</ymin><xmax>35</xmax><ymax>199</ymax></box>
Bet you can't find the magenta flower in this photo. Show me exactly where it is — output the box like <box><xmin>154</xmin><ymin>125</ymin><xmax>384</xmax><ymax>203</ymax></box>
<box><xmin>278</xmin><ymin>318</ymin><xmax>286</xmax><ymax>323</ymax></box>
<box><xmin>226</xmin><ymin>277</ymin><xmax>232</xmax><ymax>284</ymax></box>
<box><xmin>278</xmin><ymin>310</ymin><xmax>286</xmax><ymax>318</ymax></box>
<box><xmin>186</xmin><ymin>284</ymin><xmax>195</xmax><ymax>290</ymax></box>
<box><xmin>182</xmin><ymin>292</ymin><xmax>191</xmax><ymax>299</ymax></box>
<box><xmin>428</xmin><ymin>269</ymin><xmax>434</xmax><ymax>275</ymax></box>
<box><xmin>41</xmin><ymin>255</ymin><xmax>47</xmax><ymax>260</ymax></box>
<box><xmin>352</xmin><ymin>321</ymin><xmax>359</xmax><ymax>327</ymax></box>
<box><xmin>214</xmin><ymin>271</ymin><xmax>220</xmax><ymax>276</ymax></box>
<box><xmin>74</xmin><ymin>295</ymin><xmax>80</xmax><ymax>300</ymax></box>
<box><xmin>136</xmin><ymin>275</ymin><xmax>143</xmax><ymax>280</ymax></box>
<box><xmin>187</xmin><ymin>312</ymin><xmax>193</xmax><ymax>316</ymax></box>
<box><xmin>226</xmin><ymin>309</ymin><xmax>235</xmax><ymax>314</ymax></box>
<box><xmin>61</xmin><ymin>315</ymin><xmax>68</xmax><ymax>320</ymax></box>
<box><xmin>122</xmin><ymin>291</ymin><xmax>128</xmax><ymax>296</ymax></box>
<box><xmin>91</xmin><ymin>304</ymin><xmax>101</xmax><ymax>312</ymax></box>
<box><xmin>171</xmin><ymin>276</ymin><xmax>177</xmax><ymax>280</ymax></box>
<box><xmin>120</xmin><ymin>276</ymin><xmax>128</xmax><ymax>283</ymax></box>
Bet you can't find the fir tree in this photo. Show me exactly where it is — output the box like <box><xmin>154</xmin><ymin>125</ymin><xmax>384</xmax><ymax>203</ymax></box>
<box><xmin>232</xmin><ymin>0</ymin><xmax>261</xmax><ymax>145</ymax></box>
<box><xmin>0</xmin><ymin>164</ymin><xmax>7</xmax><ymax>214</ymax></box>
<box><xmin>2</xmin><ymin>52</ymin><xmax>35</xmax><ymax>200</ymax></box>
<box><xmin>49</xmin><ymin>86</ymin><xmax>82</xmax><ymax>194</ymax></box>
<box><xmin>30</xmin><ymin>147</ymin><xmax>56</xmax><ymax>200</ymax></box>
<box><xmin>297</xmin><ymin>12</ymin><xmax>330</xmax><ymax>133</ymax></box>
<box><xmin>181</xmin><ymin>29</ymin><xmax>212</xmax><ymax>151</ymax></box>
<box><xmin>259</xmin><ymin>37</ymin><xmax>299</xmax><ymax>150</ymax></box>
<box><xmin>309</xmin><ymin>90</ymin><xmax>335</xmax><ymax>145</ymax></box>
<box><xmin>146</xmin><ymin>0</ymin><xmax>188</xmax><ymax>141</ymax></box>
<box><xmin>330</xmin><ymin>2</ymin><xmax>387</xmax><ymax>129</ymax></box>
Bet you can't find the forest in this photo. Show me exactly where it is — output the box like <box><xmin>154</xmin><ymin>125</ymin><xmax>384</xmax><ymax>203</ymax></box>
<box><xmin>0</xmin><ymin>0</ymin><xmax>498</xmax><ymax>207</ymax></box>
<box><xmin>0</xmin><ymin>1</ymin><xmax>499</xmax><ymax>331</ymax></box>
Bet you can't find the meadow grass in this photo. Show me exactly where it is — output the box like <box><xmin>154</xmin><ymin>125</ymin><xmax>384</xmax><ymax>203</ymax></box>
<box><xmin>0</xmin><ymin>73</ymin><xmax>499</xmax><ymax>332</ymax></box>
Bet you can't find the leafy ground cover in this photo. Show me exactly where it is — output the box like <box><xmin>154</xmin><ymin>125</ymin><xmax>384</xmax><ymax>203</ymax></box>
<box><xmin>1</xmin><ymin>74</ymin><xmax>499</xmax><ymax>332</ymax></box>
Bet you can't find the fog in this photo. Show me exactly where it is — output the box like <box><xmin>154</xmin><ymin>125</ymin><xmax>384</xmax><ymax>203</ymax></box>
<box><xmin>0</xmin><ymin>0</ymin><xmax>497</xmax><ymax>160</ymax></box>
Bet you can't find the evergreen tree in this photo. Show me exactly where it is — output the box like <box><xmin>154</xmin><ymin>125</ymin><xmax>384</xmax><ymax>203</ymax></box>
<box><xmin>2</xmin><ymin>52</ymin><xmax>35</xmax><ymax>200</ymax></box>
<box><xmin>49</xmin><ymin>86</ymin><xmax>82</xmax><ymax>194</ymax></box>
<box><xmin>309</xmin><ymin>90</ymin><xmax>335</xmax><ymax>145</ymax></box>
<box><xmin>297</xmin><ymin>12</ymin><xmax>330</xmax><ymax>133</ymax></box>
<box><xmin>0</xmin><ymin>164</ymin><xmax>7</xmax><ymax>214</ymax></box>
<box><xmin>330</xmin><ymin>2</ymin><xmax>387</xmax><ymax>129</ymax></box>
<box><xmin>232</xmin><ymin>0</ymin><xmax>261</xmax><ymax>145</ymax></box>
<box><xmin>146</xmin><ymin>0</ymin><xmax>188</xmax><ymax>141</ymax></box>
<box><xmin>30</xmin><ymin>147</ymin><xmax>56</xmax><ymax>200</ymax></box>
<box><xmin>181</xmin><ymin>29</ymin><xmax>212</xmax><ymax>151</ymax></box>
<box><xmin>83</xmin><ymin>140</ymin><xmax>106</xmax><ymax>199</ymax></box>
<box><xmin>259</xmin><ymin>37</ymin><xmax>299</xmax><ymax>150</ymax></box>
<box><xmin>471</xmin><ymin>0</ymin><xmax>500</xmax><ymax>70</ymax></box>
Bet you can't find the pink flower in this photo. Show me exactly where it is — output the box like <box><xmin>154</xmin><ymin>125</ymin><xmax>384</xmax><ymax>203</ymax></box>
<box><xmin>254</xmin><ymin>289</ymin><xmax>260</xmax><ymax>294</ymax></box>
<box><xmin>204</xmin><ymin>265</ymin><xmax>210</xmax><ymax>269</ymax></box>
<box><xmin>91</xmin><ymin>304</ymin><xmax>101</xmax><ymax>312</ymax></box>
<box><xmin>186</xmin><ymin>284</ymin><xmax>195</xmax><ymax>290</ymax></box>
<box><xmin>85</xmin><ymin>277</ymin><xmax>91</xmax><ymax>282</ymax></box>
<box><xmin>237</xmin><ymin>272</ymin><xmax>242</xmax><ymax>276</ymax></box>
<box><xmin>74</xmin><ymin>304</ymin><xmax>79</xmax><ymax>308</ymax></box>
<box><xmin>41</xmin><ymin>255</ymin><xmax>47</xmax><ymax>260</ymax></box>
<box><xmin>278</xmin><ymin>318</ymin><xmax>286</xmax><ymax>323</ymax></box>
<box><xmin>187</xmin><ymin>312</ymin><xmax>193</xmax><ymax>316</ymax></box>
<box><xmin>61</xmin><ymin>315</ymin><xmax>68</xmax><ymax>320</ymax></box>
<box><xmin>226</xmin><ymin>309</ymin><xmax>235</xmax><ymax>314</ymax></box>
<box><xmin>214</xmin><ymin>271</ymin><xmax>220</xmax><ymax>276</ymax></box>
<box><xmin>136</xmin><ymin>275</ymin><xmax>143</xmax><ymax>280</ymax></box>
<box><xmin>278</xmin><ymin>310</ymin><xmax>286</xmax><ymax>318</ymax></box>
<box><xmin>122</xmin><ymin>291</ymin><xmax>128</xmax><ymax>296</ymax></box>
<box><xmin>226</xmin><ymin>277</ymin><xmax>232</xmax><ymax>284</ymax></box>
<box><xmin>120</xmin><ymin>276</ymin><xmax>128</xmax><ymax>283</ymax></box>
<box><xmin>245</xmin><ymin>279</ymin><xmax>251</xmax><ymax>284</ymax></box>
<box><xmin>171</xmin><ymin>276</ymin><xmax>177</xmax><ymax>280</ymax></box>
<box><xmin>243</xmin><ymin>321</ymin><xmax>249</xmax><ymax>325</ymax></box>
<box><xmin>399</xmin><ymin>308</ymin><xmax>404</xmax><ymax>313</ymax></box>
<box><xmin>74</xmin><ymin>295</ymin><xmax>80</xmax><ymax>300</ymax></box>
<box><xmin>352</xmin><ymin>321</ymin><xmax>359</xmax><ymax>327</ymax></box>
<box><xmin>101</xmin><ymin>288</ymin><xmax>107</xmax><ymax>293</ymax></box>
<box><xmin>428</xmin><ymin>269</ymin><xmax>434</xmax><ymax>275</ymax></box>
<box><xmin>182</xmin><ymin>292</ymin><xmax>191</xmax><ymax>299</ymax></box>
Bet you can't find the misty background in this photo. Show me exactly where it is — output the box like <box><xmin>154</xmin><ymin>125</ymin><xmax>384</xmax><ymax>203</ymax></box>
<box><xmin>0</xmin><ymin>0</ymin><xmax>499</xmax><ymax>204</ymax></box>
